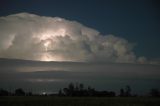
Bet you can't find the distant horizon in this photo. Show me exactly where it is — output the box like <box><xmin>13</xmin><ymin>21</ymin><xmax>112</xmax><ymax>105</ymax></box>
<box><xmin>0</xmin><ymin>58</ymin><xmax>160</xmax><ymax>95</ymax></box>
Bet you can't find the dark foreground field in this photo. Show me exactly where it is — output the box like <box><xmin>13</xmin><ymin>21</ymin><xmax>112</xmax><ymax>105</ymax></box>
<box><xmin>0</xmin><ymin>96</ymin><xmax>160</xmax><ymax>106</ymax></box>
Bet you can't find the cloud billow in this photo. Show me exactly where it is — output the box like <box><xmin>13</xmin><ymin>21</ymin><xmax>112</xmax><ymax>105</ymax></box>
<box><xmin>0</xmin><ymin>13</ymin><xmax>151</xmax><ymax>63</ymax></box>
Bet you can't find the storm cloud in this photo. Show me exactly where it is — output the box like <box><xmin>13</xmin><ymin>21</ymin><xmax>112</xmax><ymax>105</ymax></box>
<box><xmin>0</xmin><ymin>12</ymin><xmax>152</xmax><ymax>63</ymax></box>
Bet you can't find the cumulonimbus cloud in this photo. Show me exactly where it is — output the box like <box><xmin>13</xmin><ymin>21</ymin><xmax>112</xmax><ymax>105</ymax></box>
<box><xmin>0</xmin><ymin>13</ymin><xmax>157</xmax><ymax>64</ymax></box>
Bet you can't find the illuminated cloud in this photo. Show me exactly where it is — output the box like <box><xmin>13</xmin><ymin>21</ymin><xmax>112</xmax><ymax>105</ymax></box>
<box><xmin>0</xmin><ymin>13</ymin><xmax>158</xmax><ymax>64</ymax></box>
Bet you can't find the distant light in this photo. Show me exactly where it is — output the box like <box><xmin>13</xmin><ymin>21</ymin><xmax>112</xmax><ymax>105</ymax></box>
<box><xmin>42</xmin><ymin>92</ymin><xmax>46</xmax><ymax>95</ymax></box>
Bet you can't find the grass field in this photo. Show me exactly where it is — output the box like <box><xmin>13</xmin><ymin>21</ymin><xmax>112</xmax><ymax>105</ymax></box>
<box><xmin>0</xmin><ymin>96</ymin><xmax>160</xmax><ymax>106</ymax></box>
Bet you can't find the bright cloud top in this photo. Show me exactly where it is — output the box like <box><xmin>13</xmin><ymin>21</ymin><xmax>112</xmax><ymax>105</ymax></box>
<box><xmin>0</xmin><ymin>13</ymin><xmax>154</xmax><ymax>63</ymax></box>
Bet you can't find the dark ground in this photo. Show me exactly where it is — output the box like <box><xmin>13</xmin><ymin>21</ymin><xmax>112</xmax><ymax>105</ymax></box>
<box><xmin>0</xmin><ymin>96</ymin><xmax>160</xmax><ymax>106</ymax></box>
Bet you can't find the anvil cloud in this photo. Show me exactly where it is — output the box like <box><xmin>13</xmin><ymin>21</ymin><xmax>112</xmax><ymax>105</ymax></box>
<box><xmin>0</xmin><ymin>13</ymin><xmax>155</xmax><ymax>64</ymax></box>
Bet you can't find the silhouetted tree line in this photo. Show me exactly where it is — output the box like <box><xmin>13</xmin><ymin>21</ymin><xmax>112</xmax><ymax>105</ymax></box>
<box><xmin>0</xmin><ymin>83</ymin><xmax>160</xmax><ymax>97</ymax></box>
<box><xmin>119</xmin><ymin>85</ymin><xmax>132</xmax><ymax>97</ymax></box>
<box><xmin>0</xmin><ymin>88</ymin><xmax>32</xmax><ymax>96</ymax></box>
<box><xmin>59</xmin><ymin>83</ymin><xmax>115</xmax><ymax>97</ymax></box>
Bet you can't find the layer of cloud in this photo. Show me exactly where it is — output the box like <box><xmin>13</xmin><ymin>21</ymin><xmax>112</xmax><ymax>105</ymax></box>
<box><xmin>0</xmin><ymin>13</ymin><xmax>157</xmax><ymax>64</ymax></box>
<box><xmin>0</xmin><ymin>58</ymin><xmax>160</xmax><ymax>94</ymax></box>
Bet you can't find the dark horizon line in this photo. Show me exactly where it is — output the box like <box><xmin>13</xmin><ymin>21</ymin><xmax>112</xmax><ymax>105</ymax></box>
<box><xmin>0</xmin><ymin>57</ymin><xmax>158</xmax><ymax>66</ymax></box>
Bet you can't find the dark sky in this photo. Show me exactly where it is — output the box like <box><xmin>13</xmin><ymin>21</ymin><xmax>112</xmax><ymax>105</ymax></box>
<box><xmin>0</xmin><ymin>0</ymin><xmax>160</xmax><ymax>59</ymax></box>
